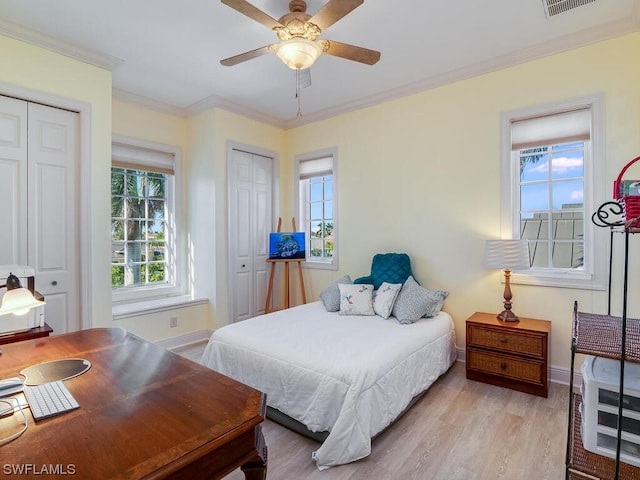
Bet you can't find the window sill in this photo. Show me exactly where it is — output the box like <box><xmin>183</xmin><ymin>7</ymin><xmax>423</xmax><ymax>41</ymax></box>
<box><xmin>112</xmin><ymin>295</ymin><xmax>208</xmax><ymax>321</ymax></box>
<box><xmin>303</xmin><ymin>260</ymin><xmax>337</xmax><ymax>271</ymax></box>
<box><xmin>511</xmin><ymin>272</ymin><xmax>606</xmax><ymax>291</ymax></box>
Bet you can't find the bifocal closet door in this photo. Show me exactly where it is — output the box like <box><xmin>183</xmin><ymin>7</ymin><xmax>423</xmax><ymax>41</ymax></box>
<box><xmin>0</xmin><ymin>96</ymin><xmax>28</xmax><ymax>265</ymax></box>
<box><xmin>0</xmin><ymin>95</ymin><xmax>80</xmax><ymax>334</ymax></box>
<box><xmin>228</xmin><ymin>148</ymin><xmax>274</xmax><ymax>323</ymax></box>
<box><xmin>27</xmin><ymin>102</ymin><xmax>80</xmax><ymax>334</ymax></box>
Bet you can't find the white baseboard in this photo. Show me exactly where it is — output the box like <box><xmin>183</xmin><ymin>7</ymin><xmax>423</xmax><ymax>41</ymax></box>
<box><xmin>156</xmin><ymin>329</ymin><xmax>213</xmax><ymax>351</ymax></box>
<box><xmin>455</xmin><ymin>346</ymin><xmax>582</xmax><ymax>387</ymax></box>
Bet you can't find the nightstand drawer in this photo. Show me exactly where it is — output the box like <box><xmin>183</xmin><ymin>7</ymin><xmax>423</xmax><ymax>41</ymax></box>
<box><xmin>467</xmin><ymin>348</ymin><xmax>545</xmax><ymax>385</ymax></box>
<box><xmin>467</xmin><ymin>323</ymin><xmax>545</xmax><ymax>358</ymax></box>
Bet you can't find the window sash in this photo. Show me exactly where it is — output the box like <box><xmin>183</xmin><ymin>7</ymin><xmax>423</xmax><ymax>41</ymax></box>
<box><xmin>295</xmin><ymin>149</ymin><xmax>337</xmax><ymax>270</ymax></box>
<box><xmin>516</xmin><ymin>142</ymin><xmax>586</xmax><ymax>271</ymax></box>
<box><xmin>111</xmin><ymin>135</ymin><xmax>183</xmax><ymax>303</ymax></box>
<box><xmin>500</xmin><ymin>94</ymin><xmax>606</xmax><ymax>290</ymax></box>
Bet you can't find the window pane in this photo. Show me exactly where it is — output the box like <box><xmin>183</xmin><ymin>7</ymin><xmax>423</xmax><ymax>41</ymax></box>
<box><xmin>325</xmin><ymin>201</ymin><xmax>333</xmax><ymax>219</ymax></box>
<box><xmin>310</xmin><ymin>182</ymin><xmax>323</xmax><ymax>200</ymax></box>
<box><xmin>112</xmin><ymin>165</ymin><xmax>171</xmax><ymax>289</ymax></box>
<box><xmin>111</xmin><ymin>265</ymin><xmax>124</xmax><ymax>286</ymax></box>
<box><xmin>551</xmin><ymin>180</ymin><xmax>583</xmax><ymax>209</ymax></box>
<box><xmin>324</xmin><ymin>238</ymin><xmax>334</xmax><ymax>258</ymax></box>
<box><xmin>127</xmin><ymin>221</ymin><xmax>145</xmax><ymax>241</ymax></box>
<box><xmin>529</xmin><ymin>240</ymin><xmax>549</xmax><ymax>268</ymax></box>
<box><xmin>552</xmin><ymin>241</ymin><xmax>584</xmax><ymax>269</ymax></box>
<box><xmin>520</xmin><ymin>150</ymin><xmax>549</xmax><ymax>182</ymax></box>
<box><xmin>551</xmin><ymin>147</ymin><xmax>584</xmax><ymax>180</ymax></box>
<box><xmin>310</xmin><ymin>237</ymin><xmax>323</xmax><ymax>257</ymax></box>
<box><xmin>518</xmin><ymin>140</ymin><xmax>585</xmax><ymax>271</ymax></box>
<box><xmin>297</xmin><ymin>153</ymin><xmax>335</xmax><ymax>266</ymax></box>
<box><xmin>310</xmin><ymin>202</ymin><xmax>323</xmax><ymax>220</ymax></box>
<box><xmin>111</xmin><ymin>172</ymin><xmax>125</xmax><ymax>195</ymax></box>
<box><xmin>521</xmin><ymin>183</ymin><xmax>548</xmax><ymax>211</ymax></box>
<box><xmin>147</xmin><ymin>199</ymin><xmax>165</xmax><ymax>220</ymax></box>
<box><xmin>323</xmin><ymin>179</ymin><xmax>333</xmax><ymax>200</ymax></box>
<box><xmin>112</xmin><ymin>219</ymin><xmax>124</xmax><ymax>241</ymax></box>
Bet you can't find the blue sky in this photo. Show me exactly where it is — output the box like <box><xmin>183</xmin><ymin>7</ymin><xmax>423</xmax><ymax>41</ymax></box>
<box><xmin>520</xmin><ymin>144</ymin><xmax>584</xmax><ymax>214</ymax></box>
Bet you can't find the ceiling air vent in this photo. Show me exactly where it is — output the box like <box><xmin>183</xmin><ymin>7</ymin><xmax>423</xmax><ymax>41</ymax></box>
<box><xmin>543</xmin><ymin>0</ymin><xmax>597</xmax><ymax>17</ymax></box>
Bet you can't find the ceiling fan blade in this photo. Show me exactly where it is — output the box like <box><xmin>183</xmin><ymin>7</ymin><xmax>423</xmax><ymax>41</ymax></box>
<box><xmin>309</xmin><ymin>0</ymin><xmax>364</xmax><ymax>31</ymax></box>
<box><xmin>221</xmin><ymin>0</ymin><xmax>283</xmax><ymax>30</ymax></box>
<box><xmin>321</xmin><ymin>40</ymin><xmax>380</xmax><ymax>65</ymax></box>
<box><xmin>220</xmin><ymin>45</ymin><xmax>276</xmax><ymax>66</ymax></box>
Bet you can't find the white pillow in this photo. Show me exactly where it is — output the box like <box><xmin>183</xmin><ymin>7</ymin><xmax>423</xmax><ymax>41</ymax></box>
<box><xmin>373</xmin><ymin>282</ymin><xmax>402</xmax><ymax>319</ymax></box>
<box><xmin>339</xmin><ymin>283</ymin><xmax>375</xmax><ymax>316</ymax></box>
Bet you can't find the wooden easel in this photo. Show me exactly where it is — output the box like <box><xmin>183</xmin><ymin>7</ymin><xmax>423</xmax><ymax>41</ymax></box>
<box><xmin>264</xmin><ymin>217</ymin><xmax>307</xmax><ymax>313</ymax></box>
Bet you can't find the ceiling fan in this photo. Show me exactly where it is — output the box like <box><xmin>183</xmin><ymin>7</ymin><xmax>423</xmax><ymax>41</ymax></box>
<box><xmin>220</xmin><ymin>0</ymin><xmax>381</xmax><ymax>70</ymax></box>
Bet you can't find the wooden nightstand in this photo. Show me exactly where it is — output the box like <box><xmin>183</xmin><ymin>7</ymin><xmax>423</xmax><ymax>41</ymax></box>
<box><xmin>465</xmin><ymin>312</ymin><xmax>550</xmax><ymax>397</ymax></box>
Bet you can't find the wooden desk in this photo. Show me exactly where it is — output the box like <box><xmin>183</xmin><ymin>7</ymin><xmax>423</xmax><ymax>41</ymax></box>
<box><xmin>0</xmin><ymin>328</ymin><xmax>267</xmax><ymax>479</ymax></box>
<box><xmin>0</xmin><ymin>322</ymin><xmax>53</xmax><ymax>345</ymax></box>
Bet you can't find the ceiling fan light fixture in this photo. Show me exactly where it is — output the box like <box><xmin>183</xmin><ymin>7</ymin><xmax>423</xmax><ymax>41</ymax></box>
<box><xmin>276</xmin><ymin>38</ymin><xmax>322</xmax><ymax>70</ymax></box>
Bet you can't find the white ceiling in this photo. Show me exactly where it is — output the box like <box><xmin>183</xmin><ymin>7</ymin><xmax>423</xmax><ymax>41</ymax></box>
<box><xmin>0</xmin><ymin>0</ymin><xmax>638</xmax><ymax>128</ymax></box>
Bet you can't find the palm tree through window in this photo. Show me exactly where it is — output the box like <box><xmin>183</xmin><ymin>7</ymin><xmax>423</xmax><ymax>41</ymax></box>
<box><xmin>111</xmin><ymin>168</ymin><xmax>168</xmax><ymax>288</ymax></box>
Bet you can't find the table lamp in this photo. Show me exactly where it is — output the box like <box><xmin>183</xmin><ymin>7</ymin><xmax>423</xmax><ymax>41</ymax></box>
<box><xmin>483</xmin><ymin>239</ymin><xmax>530</xmax><ymax>322</ymax></box>
<box><xmin>0</xmin><ymin>273</ymin><xmax>45</xmax><ymax>316</ymax></box>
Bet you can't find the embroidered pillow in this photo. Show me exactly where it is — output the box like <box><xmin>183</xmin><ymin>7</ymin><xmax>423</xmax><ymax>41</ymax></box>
<box><xmin>373</xmin><ymin>282</ymin><xmax>402</xmax><ymax>319</ymax></box>
<box><xmin>392</xmin><ymin>276</ymin><xmax>449</xmax><ymax>324</ymax></box>
<box><xmin>339</xmin><ymin>283</ymin><xmax>375</xmax><ymax>316</ymax></box>
<box><xmin>319</xmin><ymin>275</ymin><xmax>352</xmax><ymax>312</ymax></box>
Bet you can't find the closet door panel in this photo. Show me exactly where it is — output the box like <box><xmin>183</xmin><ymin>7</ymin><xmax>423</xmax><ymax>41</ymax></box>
<box><xmin>0</xmin><ymin>96</ymin><xmax>27</xmax><ymax>265</ymax></box>
<box><xmin>28</xmin><ymin>103</ymin><xmax>79</xmax><ymax>333</ymax></box>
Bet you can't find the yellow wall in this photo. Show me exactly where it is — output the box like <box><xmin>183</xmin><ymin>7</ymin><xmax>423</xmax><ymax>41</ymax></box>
<box><xmin>5</xmin><ymin>30</ymin><xmax>640</xmax><ymax>369</ymax></box>
<box><xmin>0</xmin><ymin>34</ymin><xmax>113</xmax><ymax>329</ymax></box>
<box><xmin>287</xmin><ymin>32</ymin><xmax>640</xmax><ymax>369</ymax></box>
<box><xmin>186</xmin><ymin>108</ymin><xmax>285</xmax><ymax>330</ymax></box>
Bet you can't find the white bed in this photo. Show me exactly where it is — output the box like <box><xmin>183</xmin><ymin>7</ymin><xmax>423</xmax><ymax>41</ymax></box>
<box><xmin>200</xmin><ymin>300</ymin><xmax>456</xmax><ymax>469</ymax></box>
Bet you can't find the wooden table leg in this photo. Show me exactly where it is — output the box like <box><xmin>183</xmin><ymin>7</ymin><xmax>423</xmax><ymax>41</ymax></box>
<box><xmin>241</xmin><ymin>425</ymin><xmax>267</xmax><ymax>480</ymax></box>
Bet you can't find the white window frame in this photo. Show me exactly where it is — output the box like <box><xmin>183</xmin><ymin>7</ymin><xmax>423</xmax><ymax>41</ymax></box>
<box><xmin>111</xmin><ymin>134</ymin><xmax>187</xmax><ymax>305</ymax></box>
<box><xmin>295</xmin><ymin>148</ymin><xmax>338</xmax><ymax>270</ymax></box>
<box><xmin>500</xmin><ymin>93</ymin><xmax>607</xmax><ymax>290</ymax></box>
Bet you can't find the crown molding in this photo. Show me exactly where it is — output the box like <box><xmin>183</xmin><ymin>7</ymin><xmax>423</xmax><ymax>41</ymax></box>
<box><xmin>0</xmin><ymin>18</ymin><xmax>123</xmax><ymax>70</ymax></box>
<box><xmin>284</xmin><ymin>15</ymin><xmax>640</xmax><ymax>129</ymax></box>
<box><xmin>7</xmin><ymin>9</ymin><xmax>635</xmax><ymax>130</ymax></box>
<box><xmin>112</xmin><ymin>89</ymin><xmax>187</xmax><ymax>117</ymax></box>
<box><xmin>185</xmin><ymin>94</ymin><xmax>287</xmax><ymax>128</ymax></box>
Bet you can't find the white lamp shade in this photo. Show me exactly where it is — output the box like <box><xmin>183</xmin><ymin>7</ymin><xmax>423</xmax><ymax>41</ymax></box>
<box><xmin>484</xmin><ymin>239</ymin><xmax>531</xmax><ymax>270</ymax></box>
<box><xmin>276</xmin><ymin>38</ymin><xmax>322</xmax><ymax>70</ymax></box>
<box><xmin>0</xmin><ymin>287</ymin><xmax>45</xmax><ymax>316</ymax></box>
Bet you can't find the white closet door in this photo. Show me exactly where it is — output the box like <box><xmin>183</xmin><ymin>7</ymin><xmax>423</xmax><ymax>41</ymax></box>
<box><xmin>27</xmin><ymin>103</ymin><xmax>80</xmax><ymax>334</ymax></box>
<box><xmin>0</xmin><ymin>96</ymin><xmax>28</xmax><ymax>265</ymax></box>
<box><xmin>228</xmin><ymin>148</ymin><xmax>274</xmax><ymax>323</ymax></box>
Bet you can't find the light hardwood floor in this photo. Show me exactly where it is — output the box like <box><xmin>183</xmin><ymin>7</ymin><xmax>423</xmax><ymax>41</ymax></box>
<box><xmin>174</xmin><ymin>343</ymin><xmax>569</xmax><ymax>480</ymax></box>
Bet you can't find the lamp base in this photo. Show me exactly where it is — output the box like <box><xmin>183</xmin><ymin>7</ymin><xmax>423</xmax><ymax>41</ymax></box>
<box><xmin>497</xmin><ymin>310</ymin><xmax>520</xmax><ymax>322</ymax></box>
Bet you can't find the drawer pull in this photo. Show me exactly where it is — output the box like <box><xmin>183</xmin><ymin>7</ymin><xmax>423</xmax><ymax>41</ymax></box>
<box><xmin>499</xmin><ymin>337</ymin><xmax>508</xmax><ymax>344</ymax></box>
<box><xmin>501</xmin><ymin>362</ymin><xmax>508</xmax><ymax>370</ymax></box>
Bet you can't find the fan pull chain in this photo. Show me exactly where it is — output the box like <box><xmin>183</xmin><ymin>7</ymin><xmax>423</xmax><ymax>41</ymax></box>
<box><xmin>295</xmin><ymin>68</ymin><xmax>302</xmax><ymax>117</ymax></box>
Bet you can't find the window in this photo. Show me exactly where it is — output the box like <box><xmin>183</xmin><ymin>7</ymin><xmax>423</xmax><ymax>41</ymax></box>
<box><xmin>111</xmin><ymin>136</ymin><xmax>184</xmax><ymax>303</ymax></box>
<box><xmin>296</xmin><ymin>149</ymin><xmax>337</xmax><ymax>270</ymax></box>
<box><xmin>500</xmin><ymin>94</ymin><xmax>606</xmax><ymax>289</ymax></box>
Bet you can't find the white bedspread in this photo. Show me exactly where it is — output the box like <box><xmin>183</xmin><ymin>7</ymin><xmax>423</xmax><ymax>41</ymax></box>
<box><xmin>200</xmin><ymin>301</ymin><xmax>456</xmax><ymax>469</ymax></box>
